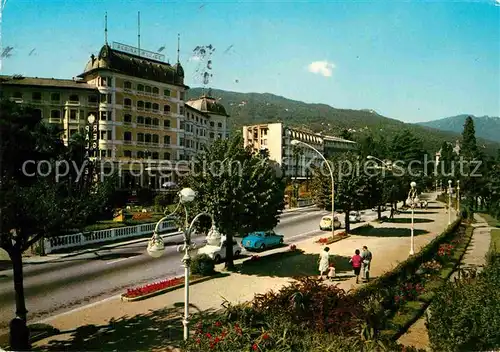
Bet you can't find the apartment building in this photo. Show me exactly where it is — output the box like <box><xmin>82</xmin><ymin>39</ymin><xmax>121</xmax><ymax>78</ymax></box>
<box><xmin>1</xmin><ymin>42</ymin><xmax>230</xmax><ymax>190</ymax></box>
<box><xmin>242</xmin><ymin>122</ymin><xmax>356</xmax><ymax>178</ymax></box>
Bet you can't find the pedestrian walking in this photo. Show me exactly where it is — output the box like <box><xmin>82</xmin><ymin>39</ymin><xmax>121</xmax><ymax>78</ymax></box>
<box><xmin>361</xmin><ymin>246</ymin><xmax>373</xmax><ymax>282</ymax></box>
<box><xmin>327</xmin><ymin>264</ymin><xmax>336</xmax><ymax>281</ymax></box>
<box><xmin>318</xmin><ymin>246</ymin><xmax>330</xmax><ymax>280</ymax></box>
<box><xmin>349</xmin><ymin>249</ymin><xmax>363</xmax><ymax>284</ymax></box>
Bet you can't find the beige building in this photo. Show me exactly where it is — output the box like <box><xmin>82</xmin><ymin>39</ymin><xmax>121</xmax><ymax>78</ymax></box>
<box><xmin>243</xmin><ymin>122</ymin><xmax>356</xmax><ymax>178</ymax></box>
<box><xmin>1</xmin><ymin>42</ymin><xmax>230</xmax><ymax>190</ymax></box>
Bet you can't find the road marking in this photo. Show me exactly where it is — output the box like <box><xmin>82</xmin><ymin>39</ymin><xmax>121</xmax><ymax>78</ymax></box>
<box><xmin>106</xmin><ymin>257</ymin><xmax>133</xmax><ymax>265</ymax></box>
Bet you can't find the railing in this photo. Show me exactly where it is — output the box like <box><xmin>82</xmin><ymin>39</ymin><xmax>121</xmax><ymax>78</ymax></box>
<box><xmin>43</xmin><ymin>219</ymin><xmax>178</xmax><ymax>253</ymax></box>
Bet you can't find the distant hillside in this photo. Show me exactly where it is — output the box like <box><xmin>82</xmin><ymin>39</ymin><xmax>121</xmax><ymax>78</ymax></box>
<box><xmin>187</xmin><ymin>88</ymin><xmax>500</xmax><ymax>155</ymax></box>
<box><xmin>417</xmin><ymin>115</ymin><xmax>500</xmax><ymax>143</ymax></box>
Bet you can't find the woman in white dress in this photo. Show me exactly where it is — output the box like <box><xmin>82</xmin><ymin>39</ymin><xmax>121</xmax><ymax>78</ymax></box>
<box><xmin>318</xmin><ymin>247</ymin><xmax>330</xmax><ymax>280</ymax></box>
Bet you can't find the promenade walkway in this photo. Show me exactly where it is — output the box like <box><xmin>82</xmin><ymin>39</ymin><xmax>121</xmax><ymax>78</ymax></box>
<box><xmin>28</xmin><ymin>194</ymin><xmax>452</xmax><ymax>351</ymax></box>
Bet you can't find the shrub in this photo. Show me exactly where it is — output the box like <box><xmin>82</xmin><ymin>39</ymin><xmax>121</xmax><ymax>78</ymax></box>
<box><xmin>427</xmin><ymin>254</ymin><xmax>500</xmax><ymax>351</ymax></box>
<box><xmin>191</xmin><ymin>254</ymin><xmax>216</xmax><ymax>276</ymax></box>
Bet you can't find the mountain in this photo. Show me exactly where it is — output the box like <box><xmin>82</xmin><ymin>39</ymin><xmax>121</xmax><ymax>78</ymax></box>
<box><xmin>187</xmin><ymin>88</ymin><xmax>500</xmax><ymax>155</ymax></box>
<box><xmin>417</xmin><ymin>115</ymin><xmax>500</xmax><ymax>143</ymax></box>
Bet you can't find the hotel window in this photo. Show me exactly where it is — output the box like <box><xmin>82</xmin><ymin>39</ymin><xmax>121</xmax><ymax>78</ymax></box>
<box><xmin>100</xmin><ymin>94</ymin><xmax>111</xmax><ymax>104</ymax></box>
<box><xmin>69</xmin><ymin>109</ymin><xmax>77</xmax><ymax>120</ymax></box>
<box><xmin>210</xmin><ymin>121</ymin><xmax>214</xmax><ymax>127</ymax></box>
<box><xmin>100</xmin><ymin>111</ymin><xmax>107</xmax><ymax>121</ymax></box>
<box><xmin>124</xmin><ymin>114</ymin><xmax>132</xmax><ymax>123</ymax></box>
<box><xmin>145</xmin><ymin>102</ymin><xmax>152</xmax><ymax>110</ymax></box>
<box><xmin>179</xmin><ymin>106</ymin><xmax>184</xmax><ymax>115</ymax></box>
<box><xmin>137</xmin><ymin>133</ymin><xmax>144</xmax><ymax>142</ymax></box>
<box><xmin>163</xmin><ymin>152</ymin><xmax>171</xmax><ymax>160</ymax></box>
<box><xmin>145</xmin><ymin>117</ymin><xmax>152</xmax><ymax>125</ymax></box>
<box><xmin>32</xmin><ymin>92</ymin><xmax>42</xmax><ymax>101</ymax></box>
<box><xmin>124</xmin><ymin>131</ymin><xmax>132</xmax><ymax>141</ymax></box>
<box><xmin>33</xmin><ymin>109</ymin><xmax>42</xmax><ymax>119</ymax></box>
<box><xmin>152</xmin><ymin>103</ymin><xmax>159</xmax><ymax>111</ymax></box>
<box><xmin>164</xmin><ymin>119</ymin><xmax>171</xmax><ymax>128</ymax></box>
<box><xmin>137</xmin><ymin>84</ymin><xmax>144</xmax><ymax>92</ymax></box>
<box><xmin>124</xmin><ymin>150</ymin><xmax>132</xmax><ymax>158</ymax></box>
<box><xmin>137</xmin><ymin>151</ymin><xmax>145</xmax><ymax>158</ymax></box>
<box><xmin>152</xmin><ymin>134</ymin><xmax>159</xmax><ymax>144</ymax></box>
<box><xmin>124</xmin><ymin>81</ymin><xmax>132</xmax><ymax>89</ymax></box>
<box><xmin>152</xmin><ymin>87</ymin><xmax>159</xmax><ymax>95</ymax></box>
<box><xmin>145</xmin><ymin>134</ymin><xmax>152</xmax><ymax>143</ymax></box>
<box><xmin>180</xmin><ymin>92</ymin><xmax>185</xmax><ymax>101</ymax></box>
<box><xmin>124</xmin><ymin>98</ymin><xmax>132</xmax><ymax>107</ymax></box>
<box><xmin>163</xmin><ymin>104</ymin><xmax>171</xmax><ymax>112</ymax></box>
<box><xmin>164</xmin><ymin>135</ymin><xmax>171</xmax><ymax>144</ymax></box>
<box><xmin>145</xmin><ymin>86</ymin><xmax>152</xmax><ymax>94</ymax></box>
<box><xmin>50</xmin><ymin>110</ymin><xmax>61</xmax><ymax>119</ymax></box>
<box><xmin>51</xmin><ymin>93</ymin><xmax>60</xmax><ymax>101</ymax></box>
<box><xmin>210</xmin><ymin>132</ymin><xmax>214</xmax><ymax>139</ymax></box>
<box><xmin>137</xmin><ymin>101</ymin><xmax>144</xmax><ymax>110</ymax></box>
<box><xmin>88</xmin><ymin>95</ymin><xmax>98</xmax><ymax>104</ymax></box>
<box><xmin>217</xmin><ymin>122</ymin><xmax>222</xmax><ymax>128</ymax></box>
<box><xmin>69</xmin><ymin>94</ymin><xmax>79</xmax><ymax>102</ymax></box>
<box><xmin>163</xmin><ymin>89</ymin><xmax>170</xmax><ymax>97</ymax></box>
<box><xmin>180</xmin><ymin>138</ymin><xmax>185</xmax><ymax>147</ymax></box>
<box><xmin>137</xmin><ymin>116</ymin><xmax>144</xmax><ymax>124</ymax></box>
<box><xmin>152</xmin><ymin>152</ymin><xmax>159</xmax><ymax>160</ymax></box>
<box><xmin>152</xmin><ymin>118</ymin><xmax>159</xmax><ymax>127</ymax></box>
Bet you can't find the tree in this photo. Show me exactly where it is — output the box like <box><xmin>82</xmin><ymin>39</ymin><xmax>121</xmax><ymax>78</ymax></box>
<box><xmin>0</xmin><ymin>100</ymin><xmax>116</xmax><ymax>349</ymax></box>
<box><xmin>186</xmin><ymin>135</ymin><xmax>286</xmax><ymax>270</ymax></box>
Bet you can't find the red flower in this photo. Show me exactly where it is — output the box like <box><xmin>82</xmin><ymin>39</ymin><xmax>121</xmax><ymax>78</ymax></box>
<box><xmin>206</xmin><ymin>332</ymin><xmax>212</xmax><ymax>338</ymax></box>
<box><xmin>252</xmin><ymin>343</ymin><xmax>259</xmax><ymax>351</ymax></box>
<box><xmin>262</xmin><ymin>333</ymin><xmax>270</xmax><ymax>340</ymax></box>
<box><xmin>214</xmin><ymin>336</ymin><xmax>221</xmax><ymax>343</ymax></box>
<box><xmin>195</xmin><ymin>338</ymin><xmax>200</xmax><ymax>344</ymax></box>
<box><xmin>214</xmin><ymin>321</ymin><xmax>222</xmax><ymax>327</ymax></box>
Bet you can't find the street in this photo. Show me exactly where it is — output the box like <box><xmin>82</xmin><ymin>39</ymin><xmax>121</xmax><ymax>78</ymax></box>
<box><xmin>0</xmin><ymin>207</ymin><xmax>381</xmax><ymax>331</ymax></box>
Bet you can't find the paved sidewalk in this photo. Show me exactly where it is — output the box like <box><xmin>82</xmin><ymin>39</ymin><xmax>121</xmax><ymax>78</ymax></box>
<box><xmin>397</xmin><ymin>213</ymin><xmax>494</xmax><ymax>350</ymax></box>
<box><xmin>29</xmin><ymin>196</ymin><xmax>451</xmax><ymax>351</ymax></box>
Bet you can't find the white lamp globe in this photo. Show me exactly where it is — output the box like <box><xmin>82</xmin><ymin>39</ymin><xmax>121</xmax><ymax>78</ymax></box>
<box><xmin>87</xmin><ymin>114</ymin><xmax>96</xmax><ymax>124</ymax></box>
<box><xmin>147</xmin><ymin>234</ymin><xmax>165</xmax><ymax>258</ymax></box>
<box><xmin>290</xmin><ymin>139</ymin><xmax>300</xmax><ymax>146</ymax></box>
<box><xmin>410</xmin><ymin>181</ymin><xmax>417</xmax><ymax>188</ymax></box>
<box><xmin>179</xmin><ymin>188</ymin><xmax>196</xmax><ymax>203</ymax></box>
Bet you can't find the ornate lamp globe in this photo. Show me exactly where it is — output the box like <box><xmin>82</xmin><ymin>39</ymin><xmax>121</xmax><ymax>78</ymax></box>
<box><xmin>206</xmin><ymin>225</ymin><xmax>222</xmax><ymax>246</ymax></box>
<box><xmin>147</xmin><ymin>233</ymin><xmax>165</xmax><ymax>258</ymax></box>
<box><xmin>410</xmin><ymin>181</ymin><xmax>417</xmax><ymax>188</ymax></box>
<box><xmin>179</xmin><ymin>188</ymin><xmax>196</xmax><ymax>203</ymax></box>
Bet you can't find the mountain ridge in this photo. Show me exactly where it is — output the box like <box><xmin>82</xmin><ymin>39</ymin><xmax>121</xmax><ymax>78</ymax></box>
<box><xmin>187</xmin><ymin>88</ymin><xmax>500</xmax><ymax>154</ymax></box>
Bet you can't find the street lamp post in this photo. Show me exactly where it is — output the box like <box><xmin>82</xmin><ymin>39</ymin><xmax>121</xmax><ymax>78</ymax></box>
<box><xmin>448</xmin><ymin>180</ymin><xmax>452</xmax><ymax>225</ymax></box>
<box><xmin>291</xmin><ymin>139</ymin><xmax>335</xmax><ymax>237</ymax></box>
<box><xmin>147</xmin><ymin>187</ymin><xmax>215</xmax><ymax>341</ymax></box>
<box><xmin>406</xmin><ymin>181</ymin><xmax>419</xmax><ymax>256</ymax></box>
<box><xmin>456</xmin><ymin>180</ymin><xmax>460</xmax><ymax>214</ymax></box>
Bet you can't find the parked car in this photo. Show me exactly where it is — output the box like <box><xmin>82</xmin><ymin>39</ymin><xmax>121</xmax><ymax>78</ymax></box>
<box><xmin>197</xmin><ymin>238</ymin><xmax>242</xmax><ymax>263</ymax></box>
<box><xmin>241</xmin><ymin>230</ymin><xmax>284</xmax><ymax>250</ymax></box>
<box><xmin>372</xmin><ymin>205</ymin><xmax>387</xmax><ymax>212</ymax></box>
<box><xmin>319</xmin><ymin>215</ymin><xmax>342</xmax><ymax>231</ymax></box>
<box><xmin>349</xmin><ymin>211</ymin><xmax>361</xmax><ymax>223</ymax></box>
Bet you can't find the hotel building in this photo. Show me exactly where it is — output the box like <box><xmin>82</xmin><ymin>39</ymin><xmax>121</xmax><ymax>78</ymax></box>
<box><xmin>0</xmin><ymin>42</ymin><xmax>229</xmax><ymax>189</ymax></box>
<box><xmin>242</xmin><ymin>122</ymin><xmax>357</xmax><ymax>178</ymax></box>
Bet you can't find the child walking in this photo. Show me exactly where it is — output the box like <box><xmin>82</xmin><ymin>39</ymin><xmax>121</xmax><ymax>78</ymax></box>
<box><xmin>349</xmin><ymin>249</ymin><xmax>363</xmax><ymax>284</ymax></box>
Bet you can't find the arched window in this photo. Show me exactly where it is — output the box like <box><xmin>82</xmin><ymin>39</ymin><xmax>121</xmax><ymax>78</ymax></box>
<box><xmin>145</xmin><ymin>117</ymin><xmax>152</xmax><ymax>125</ymax></box>
<box><xmin>137</xmin><ymin>101</ymin><xmax>144</xmax><ymax>110</ymax></box>
<box><xmin>163</xmin><ymin>104</ymin><xmax>171</xmax><ymax>112</ymax></box>
<box><xmin>124</xmin><ymin>98</ymin><xmax>132</xmax><ymax>107</ymax></box>
<box><xmin>152</xmin><ymin>103</ymin><xmax>159</xmax><ymax>111</ymax></box>
<box><xmin>145</xmin><ymin>134</ymin><xmax>152</xmax><ymax>143</ymax></box>
<box><xmin>152</xmin><ymin>87</ymin><xmax>159</xmax><ymax>95</ymax></box>
<box><xmin>152</xmin><ymin>134</ymin><xmax>159</xmax><ymax>144</ymax></box>
<box><xmin>124</xmin><ymin>81</ymin><xmax>132</xmax><ymax>89</ymax></box>
<box><xmin>137</xmin><ymin>84</ymin><xmax>144</xmax><ymax>91</ymax></box>
<box><xmin>137</xmin><ymin>116</ymin><xmax>144</xmax><ymax>124</ymax></box>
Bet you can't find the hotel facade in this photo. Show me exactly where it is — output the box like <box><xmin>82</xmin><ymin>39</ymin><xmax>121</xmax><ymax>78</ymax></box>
<box><xmin>243</xmin><ymin>122</ymin><xmax>357</xmax><ymax>178</ymax></box>
<box><xmin>0</xmin><ymin>42</ymin><xmax>229</xmax><ymax>190</ymax></box>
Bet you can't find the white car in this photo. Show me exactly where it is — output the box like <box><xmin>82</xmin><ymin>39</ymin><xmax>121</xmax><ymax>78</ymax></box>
<box><xmin>197</xmin><ymin>239</ymin><xmax>242</xmax><ymax>263</ymax></box>
<box><xmin>349</xmin><ymin>211</ymin><xmax>361</xmax><ymax>223</ymax></box>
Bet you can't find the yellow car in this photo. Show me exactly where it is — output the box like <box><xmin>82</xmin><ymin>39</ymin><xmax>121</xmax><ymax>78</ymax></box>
<box><xmin>319</xmin><ymin>215</ymin><xmax>342</xmax><ymax>231</ymax></box>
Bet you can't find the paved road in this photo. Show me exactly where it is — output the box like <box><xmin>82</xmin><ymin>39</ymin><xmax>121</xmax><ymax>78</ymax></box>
<box><xmin>0</xmin><ymin>207</ymin><xmax>383</xmax><ymax>331</ymax></box>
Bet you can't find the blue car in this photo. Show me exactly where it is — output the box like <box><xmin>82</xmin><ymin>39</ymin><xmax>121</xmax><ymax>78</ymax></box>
<box><xmin>241</xmin><ymin>230</ymin><xmax>284</xmax><ymax>250</ymax></box>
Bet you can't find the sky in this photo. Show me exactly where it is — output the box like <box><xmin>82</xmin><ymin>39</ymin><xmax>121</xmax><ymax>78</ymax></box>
<box><xmin>1</xmin><ymin>0</ymin><xmax>499</xmax><ymax>123</ymax></box>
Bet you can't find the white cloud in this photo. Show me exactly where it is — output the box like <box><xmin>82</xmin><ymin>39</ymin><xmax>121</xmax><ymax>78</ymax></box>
<box><xmin>307</xmin><ymin>60</ymin><xmax>335</xmax><ymax>77</ymax></box>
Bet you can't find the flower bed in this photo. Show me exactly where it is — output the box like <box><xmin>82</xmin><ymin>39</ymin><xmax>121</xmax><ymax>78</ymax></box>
<box><xmin>121</xmin><ymin>274</ymin><xmax>221</xmax><ymax>302</ymax></box>
<box><xmin>314</xmin><ymin>232</ymin><xmax>349</xmax><ymax>245</ymax></box>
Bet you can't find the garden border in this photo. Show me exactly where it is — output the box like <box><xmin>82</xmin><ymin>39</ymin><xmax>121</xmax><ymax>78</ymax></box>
<box><xmin>121</xmin><ymin>273</ymin><xmax>227</xmax><ymax>302</ymax></box>
<box><xmin>382</xmin><ymin>223</ymin><xmax>474</xmax><ymax>341</ymax></box>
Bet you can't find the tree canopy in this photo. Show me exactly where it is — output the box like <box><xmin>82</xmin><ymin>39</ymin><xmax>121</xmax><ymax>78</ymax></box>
<box><xmin>185</xmin><ymin>135</ymin><xmax>286</xmax><ymax>269</ymax></box>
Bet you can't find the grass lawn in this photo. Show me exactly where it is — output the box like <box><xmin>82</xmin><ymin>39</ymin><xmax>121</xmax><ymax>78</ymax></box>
<box><xmin>238</xmin><ymin>250</ymin><xmax>352</xmax><ymax>278</ymax></box>
<box><xmin>490</xmin><ymin>228</ymin><xmax>500</xmax><ymax>254</ymax></box>
<box><xmin>350</xmin><ymin>225</ymin><xmax>430</xmax><ymax>237</ymax></box>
